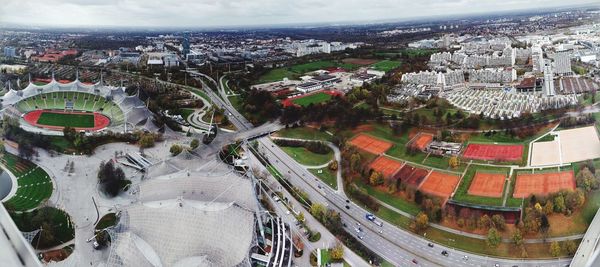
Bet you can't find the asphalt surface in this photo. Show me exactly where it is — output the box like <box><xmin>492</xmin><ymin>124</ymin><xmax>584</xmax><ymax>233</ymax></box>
<box><xmin>193</xmin><ymin>71</ymin><xmax>573</xmax><ymax>267</ymax></box>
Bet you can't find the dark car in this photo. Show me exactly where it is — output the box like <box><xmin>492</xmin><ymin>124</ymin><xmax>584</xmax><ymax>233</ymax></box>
<box><xmin>345</xmin><ymin>205</ymin><xmax>350</xmax><ymax>210</ymax></box>
<box><xmin>441</xmin><ymin>250</ymin><xmax>449</xmax><ymax>256</ymax></box>
<box><xmin>427</xmin><ymin>243</ymin><xmax>434</xmax><ymax>248</ymax></box>
<box><xmin>412</xmin><ymin>259</ymin><xmax>418</xmax><ymax>264</ymax></box>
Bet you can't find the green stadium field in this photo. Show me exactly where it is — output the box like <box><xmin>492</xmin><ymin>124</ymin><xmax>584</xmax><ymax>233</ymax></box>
<box><xmin>37</xmin><ymin>112</ymin><xmax>95</xmax><ymax>128</ymax></box>
<box><xmin>371</xmin><ymin>60</ymin><xmax>402</xmax><ymax>72</ymax></box>
<box><xmin>2</xmin><ymin>153</ymin><xmax>53</xmax><ymax>211</ymax></box>
<box><xmin>292</xmin><ymin>92</ymin><xmax>332</xmax><ymax>107</ymax></box>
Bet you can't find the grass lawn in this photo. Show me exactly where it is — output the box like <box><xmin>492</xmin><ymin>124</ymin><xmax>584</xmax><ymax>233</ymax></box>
<box><xmin>292</xmin><ymin>92</ymin><xmax>332</xmax><ymax>107</ymax></box>
<box><xmin>95</xmin><ymin>213</ymin><xmax>118</xmax><ymax>230</ymax></box>
<box><xmin>280</xmin><ymin>146</ymin><xmax>333</xmax><ymax>166</ymax></box>
<box><xmin>275</xmin><ymin>127</ymin><xmax>333</xmax><ymax>142</ymax></box>
<box><xmin>309</xmin><ymin>168</ymin><xmax>337</xmax><ymax>190</ymax></box>
<box><xmin>2</xmin><ymin>153</ymin><xmax>53</xmax><ymax>211</ymax></box>
<box><xmin>320</xmin><ymin>249</ymin><xmax>331</xmax><ymax>265</ymax></box>
<box><xmin>534</xmin><ymin>134</ymin><xmax>555</xmax><ymax>142</ymax></box>
<box><xmin>174</xmin><ymin>108</ymin><xmax>195</xmax><ymax>122</ymax></box>
<box><xmin>37</xmin><ymin>112</ymin><xmax>95</xmax><ymax>128</ymax></box>
<box><xmin>371</xmin><ymin>60</ymin><xmax>402</xmax><ymax>72</ymax></box>
<box><xmin>228</xmin><ymin>95</ymin><xmax>243</xmax><ymax>112</ymax></box>
<box><xmin>354</xmin><ymin>180</ymin><xmax>421</xmax><ymax>216</ymax></box>
<box><xmin>452</xmin><ymin>165</ymin><xmax>511</xmax><ymax>206</ymax></box>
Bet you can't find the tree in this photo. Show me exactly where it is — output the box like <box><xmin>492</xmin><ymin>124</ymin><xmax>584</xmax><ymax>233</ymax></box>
<box><xmin>512</xmin><ymin>229</ymin><xmax>523</xmax><ymax>246</ymax></box>
<box><xmin>564</xmin><ymin>240</ymin><xmax>578</xmax><ymax>256</ymax></box>
<box><xmin>414</xmin><ymin>212</ymin><xmax>429</xmax><ymax>232</ymax></box>
<box><xmin>350</xmin><ymin>153</ymin><xmax>361</xmax><ymax>172</ymax></box>
<box><xmin>550</xmin><ymin>241</ymin><xmax>561</xmax><ymax>257</ymax></box>
<box><xmin>63</xmin><ymin>126</ymin><xmax>77</xmax><ymax>141</ymax></box>
<box><xmin>170</xmin><ymin>144</ymin><xmax>183</xmax><ymax>156</ymax></box>
<box><xmin>190</xmin><ymin>139</ymin><xmax>200</xmax><ymax>149</ymax></box>
<box><xmin>97</xmin><ymin>161</ymin><xmax>128</xmax><ymax>197</ymax></box>
<box><xmin>330</xmin><ymin>242</ymin><xmax>344</xmax><ymax>261</ymax></box>
<box><xmin>486</xmin><ymin>227</ymin><xmax>501</xmax><ymax>248</ymax></box>
<box><xmin>328</xmin><ymin>160</ymin><xmax>338</xmax><ymax>171</ymax></box>
<box><xmin>369</xmin><ymin>171</ymin><xmax>383</xmax><ymax>186</ymax></box>
<box><xmin>309</xmin><ymin>203</ymin><xmax>326</xmax><ymax>222</ymax></box>
<box><xmin>554</xmin><ymin>195</ymin><xmax>566</xmax><ymax>213</ymax></box>
<box><xmin>491</xmin><ymin>214</ymin><xmax>506</xmax><ymax>231</ymax></box>
<box><xmin>448</xmin><ymin>156</ymin><xmax>460</xmax><ymax>169</ymax></box>
<box><xmin>478</xmin><ymin>214</ymin><xmax>492</xmax><ymax>229</ymax></box>
<box><xmin>576</xmin><ymin>167</ymin><xmax>599</xmax><ymax>191</ymax></box>
<box><xmin>139</xmin><ymin>133</ymin><xmax>156</xmax><ymax>148</ymax></box>
<box><xmin>297</xmin><ymin>212</ymin><xmax>305</xmax><ymax>223</ymax></box>
<box><xmin>543</xmin><ymin>200</ymin><xmax>554</xmax><ymax>215</ymax></box>
<box><xmin>540</xmin><ymin>214</ymin><xmax>550</xmax><ymax>236</ymax></box>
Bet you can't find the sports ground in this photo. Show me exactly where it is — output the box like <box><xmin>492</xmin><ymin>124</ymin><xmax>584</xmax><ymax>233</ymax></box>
<box><xmin>349</xmin><ymin>134</ymin><xmax>393</xmax><ymax>155</ymax></box>
<box><xmin>418</xmin><ymin>171</ymin><xmax>460</xmax><ymax>199</ymax></box>
<box><xmin>408</xmin><ymin>132</ymin><xmax>433</xmax><ymax>151</ymax></box>
<box><xmin>23</xmin><ymin>110</ymin><xmax>110</xmax><ymax>131</ymax></box>
<box><xmin>531</xmin><ymin>126</ymin><xmax>600</xmax><ymax>166</ymax></box>
<box><xmin>467</xmin><ymin>172</ymin><xmax>506</xmax><ymax>198</ymax></box>
<box><xmin>462</xmin><ymin>143</ymin><xmax>523</xmax><ymax>161</ymax></box>
<box><xmin>394</xmin><ymin>164</ymin><xmax>429</xmax><ymax>187</ymax></box>
<box><xmin>369</xmin><ymin>156</ymin><xmax>403</xmax><ymax>178</ymax></box>
<box><xmin>282</xmin><ymin>90</ymin><xmax>343</xmax><ymax>107</ymax></box>
<box><xmin>513</xmin><ymin>170</ymin><xmax>575</xmax><ymax>198</ymax></box>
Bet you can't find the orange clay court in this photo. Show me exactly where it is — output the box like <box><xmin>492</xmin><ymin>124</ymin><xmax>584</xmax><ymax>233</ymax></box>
<box><xmin>369</xmin><ymin>156</ymin><xmax>404</xmax><ymax>178</ymax></box>
<box><xmin>349</xmin><ymin>134</ymin><xmax>393</xmax><ymax>155</ymax></box>
<box><xmin>410</xmin><ymin>133</ymin><xmax>434</xmax><ymax>151</ymax></box>
<box><xmin>513</xmin><ymin>171</ymin><xmax>575</xmax><ymax>198</ymax></box>
<box><xmin>467</xmin><ymin>172</ymin><xmax>506</xmax><ymax>198</ymax></box>
<box><xmin>419</xmin><ymin>171</ymin><xmax>460</xmax><ymax>199</ymax></box>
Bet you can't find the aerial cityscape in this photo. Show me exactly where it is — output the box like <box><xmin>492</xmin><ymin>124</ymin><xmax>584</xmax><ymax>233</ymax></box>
<box><xmin>1</xmin><ymin>0</ymin><xmax>600</xmax><ymax>267</ymax></box>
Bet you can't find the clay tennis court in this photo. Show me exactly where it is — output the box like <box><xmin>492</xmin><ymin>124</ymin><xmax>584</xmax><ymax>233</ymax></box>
<box><xmin>462</xmin><ymin>144</ymin><xmax>523</xmax><ymax>161</ymax></box>
<box><xmin>394</xmin><ymin>165</ymin><xmax>430</xmax><ymax>187</ymax></box>
<box><xmin>513</xmin><ymin>170</ymin><xmax>575</xmax><ymax>198</ymax></box>
<box><xmin>369</xmin><ymin>156</ymin><xmax>404</xmax><ymax>178</ymax></box>
<box><xmin>349</xmin><ymin>134</ymin><xmax>393</xmax><ymax>155</ymax></box>
<box><xmin>418</xmin><ymin>171</ymin><xmax>460</xmax><ymax>199</ymax></box>
<box><xmin>467</xmin><ymin>172</ymin><xmax>506</xmax><ymax>198</ymax></box>
<box><xmin>409</xmin><ymin>133</ymin><xmax>434</xmax><ymax>151</ymax></box>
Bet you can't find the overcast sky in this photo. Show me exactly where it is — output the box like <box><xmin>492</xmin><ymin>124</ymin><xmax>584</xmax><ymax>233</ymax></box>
<box><xmin>0</xmin><ymin>0</ymin><xmax>598</xmax><ymax>28</ymax></box>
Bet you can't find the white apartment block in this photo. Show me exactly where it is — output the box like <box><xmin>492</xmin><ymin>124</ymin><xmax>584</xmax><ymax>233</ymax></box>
<box><xmin>468</xmin><ymin>68</ymin><xmax>517</xmax><ymax>83</ymax></box>
<box><xmin>532</xmin><ymin>45</ymin><xmax>545</xmax><ymax>73</ymax></box>
<box><xmin>553</xmin><ymin>52</ymin><xmax>573</xmax><ymax>76</ymax></box>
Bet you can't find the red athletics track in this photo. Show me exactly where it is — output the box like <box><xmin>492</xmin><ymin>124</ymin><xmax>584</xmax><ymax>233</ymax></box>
<box><xmin>462</xmin><ymin>143</ymin><xmax>523</xmax><ymax>162</ymax></box>
<box><xmin>23</xmin><ymin>110</ymin><xmax>110</xmax><ymax>132</ymax></box>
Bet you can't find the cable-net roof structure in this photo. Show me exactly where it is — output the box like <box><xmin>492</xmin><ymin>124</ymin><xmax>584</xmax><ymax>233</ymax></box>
<box><xmin>107</xmin><ymin>200</ymin><xmax>255</xmax><ymax>267</ymax></box>
<box><xmin>138</xmin><ymin>171</ymin><xmax>258</xmax><ymax>211</ymax></box>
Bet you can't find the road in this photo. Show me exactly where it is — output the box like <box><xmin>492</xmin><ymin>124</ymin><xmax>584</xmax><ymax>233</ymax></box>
<box><xmin>191</xmin><ymin>71</ymin><xmax>573</xmax><ymax>267</ymax></box>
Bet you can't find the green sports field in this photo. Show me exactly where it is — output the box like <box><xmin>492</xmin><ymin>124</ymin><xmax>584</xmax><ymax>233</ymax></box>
<box><xmin>292</xmin><ymin>92</ymin><xmax>332</xmax><ymax>107</ymax></box>
<box><xmin>371</xmin><ymin>60</ymin><xmax>402</xmax><ymax>72</ymax></box>
<box><xmin>37</xmin><ymin>112</ymin><xmax>95</xmax><ymax>128</ymax></box>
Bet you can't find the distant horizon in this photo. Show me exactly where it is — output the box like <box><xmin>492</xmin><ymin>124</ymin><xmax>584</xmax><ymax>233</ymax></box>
<box><xmin>0</xmin><ymin>0</ymin><xmax>598</xmax><ymax>31</ymax></box>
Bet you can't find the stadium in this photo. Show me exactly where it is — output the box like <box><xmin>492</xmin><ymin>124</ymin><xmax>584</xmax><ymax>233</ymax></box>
<box><xmin>1</xmin><ymin>76</ymin><xmax>155</xmax><ymax>134</ymax></box>
<box><xmin>102</xmin><ymin>151</ymin><xmax>282</xmax><ymax>267</ymax></box>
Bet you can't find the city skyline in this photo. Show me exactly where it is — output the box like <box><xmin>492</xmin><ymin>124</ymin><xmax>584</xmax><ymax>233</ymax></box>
<box><xmin>0</xmin><ymin>0</ymin><xmax>599</xmax><ymax>28</ymax></box>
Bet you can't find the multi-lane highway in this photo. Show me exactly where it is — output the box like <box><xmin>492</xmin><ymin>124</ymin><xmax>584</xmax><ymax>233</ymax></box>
<box><xmin>191</xmin><ymin>70</ymin><xmax>573</xmax><ymax>267</ymax></box>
